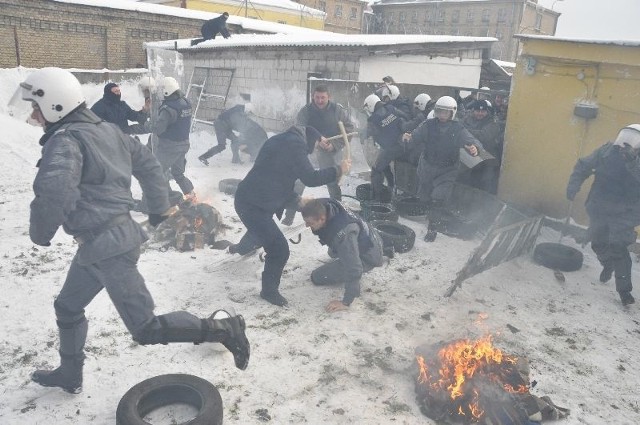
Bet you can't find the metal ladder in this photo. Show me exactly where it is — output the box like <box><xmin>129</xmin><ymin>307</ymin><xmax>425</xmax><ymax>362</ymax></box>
<box><xmin>186</xmin><ymin>70</ymin><xmax>225</xmax><ymax>132</ymax></box>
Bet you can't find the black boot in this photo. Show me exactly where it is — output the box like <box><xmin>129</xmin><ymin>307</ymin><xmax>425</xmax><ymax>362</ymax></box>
<box><xmin>620</xmin><ymin>292</ymin><xmax>635</xmax><ymax>306</ymax></box>
<box><xmin>32</xmin><ymin>354</ymin><xmax>84</xmax><ymax>394</ymax></box>
<box><xmin>202</xmin><ymin>311</ymin><xmax>250</xmax><ymax>370</ymax></box>
<box><xmin>424</xmin><ymin>221</ymin><xmax>438</xmax><ymax>242</ymax></box>
<box><xmin>260</xmin><ymin>290</ymin><xmax>288</xmax><ymax>306</ymax></box>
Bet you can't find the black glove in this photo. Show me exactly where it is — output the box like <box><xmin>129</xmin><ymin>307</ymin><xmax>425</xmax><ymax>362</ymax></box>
<box><xmin>622</xmin><ymin>145</ymin><xmax>639</xmax><ymax>162</ymax></box>
<box><xmin>148</xmin><ymin>213</ymin><xmax>167</xmax><ymax>227</ymax></box>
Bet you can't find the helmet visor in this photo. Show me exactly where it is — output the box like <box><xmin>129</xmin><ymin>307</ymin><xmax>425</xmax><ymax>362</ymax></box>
<box><xmin>7</xmin><ymin>83</ymin><xmax>33</xmax><ymax>121</ymax></box>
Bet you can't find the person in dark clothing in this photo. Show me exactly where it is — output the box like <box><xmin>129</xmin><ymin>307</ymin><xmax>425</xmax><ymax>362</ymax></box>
<box><xmin>90</xmin><ymin>82</ymin><xmax>149</xmax><ymax>134</ymax></box>
<box><xmin>301</xmin><ymin>198</ymin><xmax>384</xmax><ymax>312</ymax></box>
<box><xmin>363</xmin><ymin>94</ymin><xmax>412</xmax><ymax>201</ymax></box>
<box><xmin>460</xmin><ymin>99</ymin><xmax>502</xmax><ymax>194</ymax></box>
<box><xmin>12</xmin><ymin>68</ymin><xmax>250</xmax><ymax>394</ymax></box>
<box><xmin>191</xmin><ymin>12</ymin><xmax>231</xmax><ymax>46</ymax></box>
<box><xmin>406</xmin><ymin>96</ymin><xmax>481</xmax><ymax>242</ymax></box>
<box><xmin>379</xmin><ymin>85</ymin><xmax>413</xmax><ymax>120</ymax></box>
<box><xmin>566</xmin><ymin>124</ymin><xmax>640</xmax><ymax>306</ymax></box>
<box><xmin>231</xmin><ymin>126</ymin><xmax>351</xmax><ymax>307</ymax></box>
<box><xmin>198</xmin><ymin>104</ymin><xmax>267</xmax><ymax>165</ymax></box>
<box><xmin>153</xmin><ymin>76</ymin><xmax>197</xmax><ymax>202</ymax></box>
<box><xmin>296</xmin><ymin>85</ymin><xmax>354</xmax><ymax>201</ymax></box>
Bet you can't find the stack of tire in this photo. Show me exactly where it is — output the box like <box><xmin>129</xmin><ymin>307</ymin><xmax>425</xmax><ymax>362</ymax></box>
<box><xmin>370</xmin><ymin>220</ymin><xmax>416</xmax><ymax>254</ymax></box>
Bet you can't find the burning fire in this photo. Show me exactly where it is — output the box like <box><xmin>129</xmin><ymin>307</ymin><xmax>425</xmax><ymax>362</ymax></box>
<box><xmin>416</xmin><ymin>335</ymin><xmax>529</xmax><ymax>422</ymax></box>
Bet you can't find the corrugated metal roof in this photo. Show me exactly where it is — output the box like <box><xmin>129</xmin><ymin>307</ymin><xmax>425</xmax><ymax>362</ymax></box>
<box><xmin>146</xmin><ymin>33</ymin><xmax>496</xmax><ymax>50</ymax></box>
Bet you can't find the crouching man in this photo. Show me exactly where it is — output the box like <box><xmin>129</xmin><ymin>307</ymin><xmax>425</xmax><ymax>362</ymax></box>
<box><xmin>301</xmin><ymin>198</ymin><xmax>384</xmax><ymax>312</ymax></box>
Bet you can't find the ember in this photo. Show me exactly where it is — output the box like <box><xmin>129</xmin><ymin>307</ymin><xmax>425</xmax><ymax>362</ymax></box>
<box><xmin>415</xmin><ymin>336</ymin><xmax>533</xmax><ymax>424</ymax></box>
<box><xmin>151</xmin><ymin>201</ymin><xmax>226</xmax><ymax>251</ymax></box>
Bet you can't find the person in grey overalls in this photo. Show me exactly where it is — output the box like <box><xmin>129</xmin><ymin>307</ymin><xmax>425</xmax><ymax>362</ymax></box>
<box><xmin>14</xmin><ymin>68</ymin><xmax>250</xmax><ymax>394</ymax></box>
<box><xmin>301</xmin><ymin>198</ymin><xmax>384</xmax><ymax>312</ymax></box>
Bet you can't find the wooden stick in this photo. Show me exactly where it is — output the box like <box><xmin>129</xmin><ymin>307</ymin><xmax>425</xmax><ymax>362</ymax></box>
<box><xmin>338</xmin><ymin>121</ymin><xmax>351</xmax><ymax>184</ymax></box>
<box><xmin>325</xmin><ymin>131</ymin><xmax>358</xmax><ymax>142</ymax></box>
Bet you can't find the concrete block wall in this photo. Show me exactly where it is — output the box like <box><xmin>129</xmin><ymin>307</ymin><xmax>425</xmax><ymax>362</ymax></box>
<box><xmin>0</xmin><ymin>0</ymin><xmax>204</xmax><ymax>69</ymax></box>
<box><xmin>184</xmin><ymin>47</ymin><xmax>361</xmax><ymax>132</ymax></box>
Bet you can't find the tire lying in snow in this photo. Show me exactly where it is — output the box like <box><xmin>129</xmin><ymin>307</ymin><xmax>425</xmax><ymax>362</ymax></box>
<box><xmin>116</xmin><ymin>374</ymin><xmax>223</xmax><ymax>425</ymax></box>
<box><xmin>370</xmin><ymin>220</ymin><xmax>416</xmax><ymax>253</ymax></box>
<box><xmin>355</xmin><ymin>183</ymin><xmax>392</xmax><ymax>203</ymax></box>
<box><xmin>360</xmin><ymin>201</ymin><xmax>398</xmax><ymax>222</ymax></box>
<box><xmin>533</xmin><ymin>242</ymin><xmax>583</xmax><ymax>272</ymax></box>
<box><xmin>218</xmin><ymin>178</ymin><xmax>242</xmax><ymax>196</ymax></box>
<box><xmin>393</xmin><ymin>196</ymin><xmax>429</xmax><ymax>218</ymax></box>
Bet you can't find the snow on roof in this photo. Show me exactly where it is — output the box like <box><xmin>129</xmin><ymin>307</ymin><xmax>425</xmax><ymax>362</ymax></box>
<box><xmin>53</xmin><ymin>0</ymin><xmax>326</xmax><ymax>35</ymax></box>
<box><xmin>146</xmin><ymin>32</ymin><xmax>496</xmax><ymax>50</ymax></box>
<box><xmin>137</xmin><ymin>0</ymin><xmax>326</xmax><ymax>18</ymax></box>
<box><xmin>515</xmin><ymin>34</ymin><xmax>640</xmax><ymax>46</ymax></box>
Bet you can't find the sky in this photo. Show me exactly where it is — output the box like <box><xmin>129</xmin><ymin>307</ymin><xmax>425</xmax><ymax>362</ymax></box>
<box><xmin>1</xmin><ymin>69</ymin><xmax>640</xmax><ymax>425</ymax></box>
<box><xmin>537</xmin><ymin>0</ymin><xmax>640</xmax><ymax>40</ymax></box>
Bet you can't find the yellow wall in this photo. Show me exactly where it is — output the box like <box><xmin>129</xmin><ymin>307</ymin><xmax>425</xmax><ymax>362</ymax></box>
<box><xmin>499</xmin><ymin>38</ymin><xmax>640</xmax><ymax>224</ymax></box>
<box><xmin>186</xmin><ymin>0</ymin><xmax>325</xmax><ymax>30</ymax></box>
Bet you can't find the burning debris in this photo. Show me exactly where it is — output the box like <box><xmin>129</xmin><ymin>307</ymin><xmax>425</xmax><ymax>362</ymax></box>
<box><xmin>149</xmin><ymin>201</ymin><xmax>228</xmax><ymax>251</ymax></box>
<box><xmin>415</xmin><ymin>336</ymin><xmax>569</xmax><ymax>425</ymax></box>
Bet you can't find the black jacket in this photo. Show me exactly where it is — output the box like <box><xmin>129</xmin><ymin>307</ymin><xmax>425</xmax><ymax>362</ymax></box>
<box><xmin>91</xmin><ymin>94</ymin><xmax>147</xmax><ymax>134</ymax></box>
<box><xmin>235</xmin><ymin>126</ymin><xmax>338</xmax><ymax>216</ymax></box>
<box><xmin>201</xmin><ymin>15</ymin><xmax>230</xmax><ymax>39</ymax></box>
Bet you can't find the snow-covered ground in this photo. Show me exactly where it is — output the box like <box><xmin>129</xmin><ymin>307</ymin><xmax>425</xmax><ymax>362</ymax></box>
<box><xmin>0</xmin><ymin>69</ymin><xmax>639</xmax><ymax>425</ymax></box>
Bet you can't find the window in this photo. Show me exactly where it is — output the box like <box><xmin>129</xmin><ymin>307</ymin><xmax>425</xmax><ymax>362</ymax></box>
<box><xmin>452</xmin><ymin>10</ymin><xmax>459</xmax><ymax>23</ymax></box>
<box><xmin>482</xmin><ymin>9</ymin><xmax>490</xmax><ymax>23</ymax></box>
<box><xmin>318</xmin><ymin>1</ymin><xmax>326</xmax><ymax>12</ymax></box>
<box><xmin>335</xmin><ymin>5</ymin><xmax>342</xmax><ymax>17</ymax></box>
<box><xmin>495</xmin><ymin>29</ymin><xmax>503</xmax><ymax>39</ymax></box>
<box><xmin>426</xmin><ymin>11</ymin><xmax>433</xmax><ymax>23</ymax></box>
<box><xmin>399</xmin><ymin>12</ymin><xmax>406</xmax><ymax>23</ymax></box>
<box><xmin>467</xmin><ymin>10</ymin><xmax>474</xmax><ymax>22</ymax></box>
<box><xmin>535</xmin><ymin>13</ymin><xmax>542</xmax><ymax>30</ymax></box>
<box><xmin>350</xmin><ymin>7</ymin><xmax>357</xmax><ymax>20</ymax></box>
<box><xmin>437</xmin><ymin>10</ymin><xmax>445</xmax><ymax>22</ymax></box>
<box><xmin>411</xmin><ymin>11</ymin><xmax>418</xmax><ymax>23</ymax></box>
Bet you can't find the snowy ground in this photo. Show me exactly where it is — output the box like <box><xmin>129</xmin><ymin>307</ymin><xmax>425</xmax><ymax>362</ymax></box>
<box><xmin>1</xmin><ymin>70</ymin><xmax>639</xmax><ymax>425</ymax></box>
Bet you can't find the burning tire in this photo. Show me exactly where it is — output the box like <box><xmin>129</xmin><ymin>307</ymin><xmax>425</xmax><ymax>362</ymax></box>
<box><xmin>218</xmin><ymin>178</ymin><xmax>242</xmax><ymax>195</ymax></box>
<box><xmin>393</xmin><ymin>196</ymin><xmax>429</xmax><ymax>217</ymax></box>
<box><xmin>355</xmin><ymin>183</ymin><xmax>392</xmax><ymax>203</ymax></box>
<box><xmin>533</xmin><ymin>242</ymin><xmax>583</xmax><ymax>272</ymax></box>
<box><xmin>116</xmin><ymin>374</ymin><xmax>222</xmax><ymax>425</ymax></box>
<box><xmin>370</xmin><ymin>220</ymin><xmax>415</xmax><ymax>253</ymax></box>
<box><xmin>360</xmin><ymin>201</ymin><xmax>398</xmax><ymax>222</ymax></box>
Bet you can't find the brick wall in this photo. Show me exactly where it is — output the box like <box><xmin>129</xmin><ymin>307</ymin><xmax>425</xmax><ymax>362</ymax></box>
<box><xmin>0</xmin><ymin>0</ymin><xmax>207</xmax><ymax>69</ymax></box>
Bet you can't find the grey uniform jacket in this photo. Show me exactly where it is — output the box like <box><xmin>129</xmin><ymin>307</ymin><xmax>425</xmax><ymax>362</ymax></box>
<box><xmin>31</xmin><ymin>107</ymin><xmax>170</xmax><ymax>265</ymax></box>
<box><xmin>327</xmin><ymin>222</ymin><xmax>384</xmax><ymax>283</ymax></box>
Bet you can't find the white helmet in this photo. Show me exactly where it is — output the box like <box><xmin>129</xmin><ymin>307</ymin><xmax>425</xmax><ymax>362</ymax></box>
<box><xmin>161</xmin><ymin>77</ymin><xmax>180</xmax><ymax>97</ymax></box>
<box><xmin>380</xmin><ymin>85</ymin><xmax>400</xmax><ymax>101</ymax></box>
<box><xmin>17</xmin><ymin>67</ymin><xmax>85</xmax><ymax>123</ymax></box>
<box><xmin>613</xmin><ymin>124</ymin><xmax>640</xmax><ymax>150</ymax></box>
<box><xmin>138</xmin><ymin>76</ymin><xmax>156</xmax><ymax>94</ymax></box>
<box><xmin>433</xmin><ymin>96</ymin><xmax>458</xmax><ymax>120</ymax></box>
<box><xmin>413</xmin><ymin>93</ymin><xmax>432</xmax><ymax>112</ymax></box>
<box><xmin>363</xmin><ymin>94</ymin><xmax>381</xmax><ymax>115</ymax></box>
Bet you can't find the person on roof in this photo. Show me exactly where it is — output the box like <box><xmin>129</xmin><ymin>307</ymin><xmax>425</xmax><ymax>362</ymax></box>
<box><xmin>191</xmin><ymin>12</ymin><xmax>231</xmax><ymax>46</ymax></box>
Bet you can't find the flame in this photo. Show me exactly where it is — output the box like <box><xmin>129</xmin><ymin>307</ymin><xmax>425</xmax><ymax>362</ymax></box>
<box><xmin>416</xmin><ymin>335</ymin><xmax>528</xmax><ymax>422</ymax></box>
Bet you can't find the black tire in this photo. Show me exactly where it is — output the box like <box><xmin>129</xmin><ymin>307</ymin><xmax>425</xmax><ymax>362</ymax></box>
<box><xmin>355</xmin><ymin>183</ymin><xmax>392</xmax><ymax>203</ymax></box>
<box><xmin>116</xmin><ymin>374</ymin><xmax>223</xmax><ymax>425</ymax></box>
<box><xmin>393</xmin><ymin>196</ymin><xmax>429</xmax><ymax>217</ymax></box>
<box><xmin>370</xmin><ymin>220</ymin><xmax>416</xmax><ymax>253</ymax></box>
<box><xmin>360</xmin><ymin>201</ymin><xmax>399</xmax><ymax>222</ymax></box>
<box><xmin>218</xmin><ymin>178</ymin><xmax>242</xmax><ymax>195</ymax></box>
<box><xmin>533</xmin><ymin>242</ymin><xmax>583</xmax><ymax>272</ymax></box>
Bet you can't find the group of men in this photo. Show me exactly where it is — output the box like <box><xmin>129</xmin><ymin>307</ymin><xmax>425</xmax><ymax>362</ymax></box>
<box><xmin>12</xmin><ymin>66</ymin><xmax>638</xmax><ymax>399</ymax></box>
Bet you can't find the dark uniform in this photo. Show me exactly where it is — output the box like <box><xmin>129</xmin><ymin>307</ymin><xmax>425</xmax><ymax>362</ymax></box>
<box><xmin>366</xmin><ymin>102</ymin><xmax>411</xmax><ymax>200</ymax></box>
<box><xmin>27</xmin><ymin>101</ymin><xmax>249</xmax><ymax>394</ymax></box>
<box><xmin>232</xmin><ymin>126</ymin><xmax>341</xmax><ymax>307</ymax></box>
<box><xmin>308</xmin><ymin>199</ymin><xmax>384</xmax><ymax>305</ymax></box>
<box><xmin>567</xmin><ymin>140</ymin><xmax>640</xmax><ymax>305</ymax></box>
<box><xmin>90</xmin><ymin>83</ymin><xmax>148</xmax><ymax>134</ymax></box>
<box><xmin>154</xmin><ymin>91</ymin><xmax>195</xmax><ymax>196</ymax></box>
<box><xmin>199</xmin><ymin>104</ymin><xmax>267</xmax><ymax>164</ymax></box>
